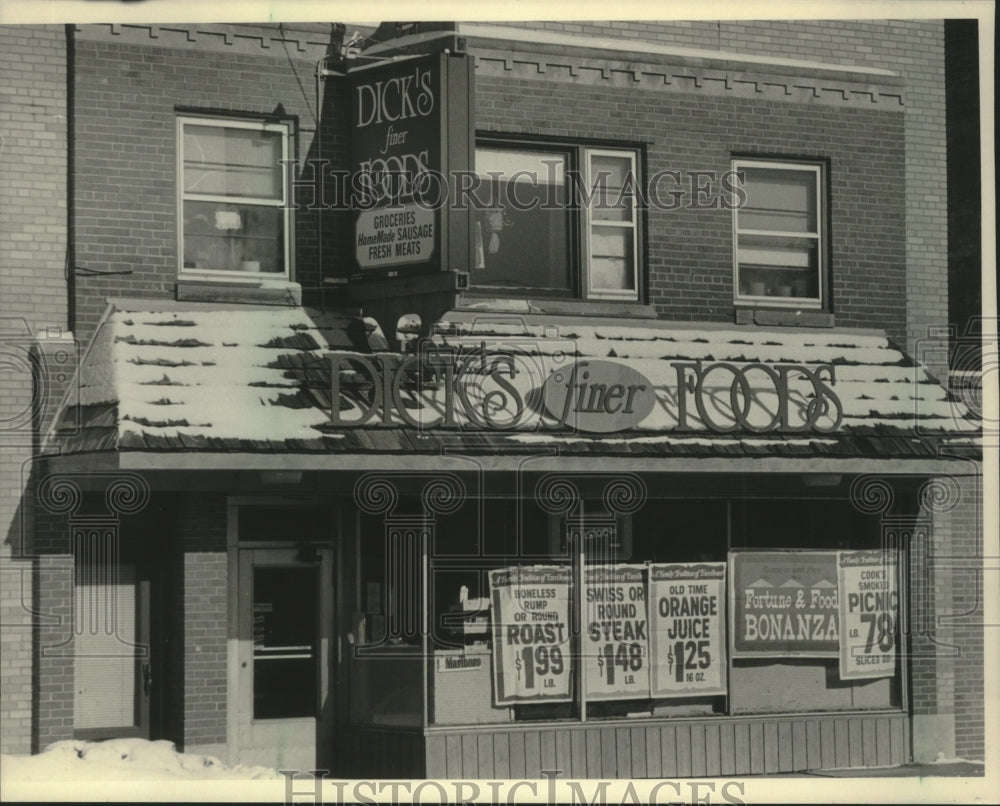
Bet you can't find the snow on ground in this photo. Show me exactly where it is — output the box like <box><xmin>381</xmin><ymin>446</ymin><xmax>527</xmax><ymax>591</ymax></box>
<box><xmin>0</xmin><ymin>738</ymin><xmax>280</xmax><ymax>782</ymax></box>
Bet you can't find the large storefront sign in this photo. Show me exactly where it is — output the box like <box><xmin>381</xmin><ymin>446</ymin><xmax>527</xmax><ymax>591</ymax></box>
<box><xmin>838</xmin><ymin>550</ymin><xmax>899</xmax><ymax>679</ymax></box>
<box><xmin>583</xmin><ymin>565</ymin><xmax>650</xmax><ymax>700</ymax></box>
<box><xmin>543</xmin><ymin>361</ymin><xmax>656</xmax><ymax>434</ymax></box>
<box><xmin>329</xmin><ymin>348</ymin><xmax>844</xmax><ymax>435</ymax></box>
<box><xmin>349</xmin><ymin>51</ymin><xmax>474</xmax><ymax>282</ymax></box>
<box><xmin>648</xmin><ymin>563</ymin><xmax>727</xmax><ymax>697</ymax></box>
<box><xmin>489</xmin><ymin>566</ymin><xmax>573</xmax><ymax>704</ymax></box>
<box><xmin>351</xmin><ymin>55</ymin><xmax>440</xmax><ymax>274</ymax></box>
<box><xmin>730</xmin><ymin>551</ymin><xmax>840</xmax><ymax>657</ymax></box>
<box><xmin>670</xmin><ymin>361</ymin><xmax>842</xmax><ymax>433</ymax></box>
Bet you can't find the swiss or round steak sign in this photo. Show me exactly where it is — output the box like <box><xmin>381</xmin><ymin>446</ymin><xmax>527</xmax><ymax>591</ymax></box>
<box><xmin>648</xmin><ymin>563</ymin><xmax>727</xmax><ymax>697</ymax></box>
<box><xmin>583</xmin><ymin>565</ymin><xmax>650</xmax><ymax>700</ymax></box>
<box><xmin>730</xmin><ymin>551</ymin><xmax>840</xmax><ymax>657</ymax></box>
<box><xmin>838</xmin><ymin>550</ymin><xmax>899</xmax><ymax>679</ymax></box>
<box><xmin>542</xmin><ymin>360</ymin><xmax>656</xmax><ymax>433</ymax></box>
<box><xmin>489</xmin><ymin>566</ymin><xmax>572</xmax><ymax>704</ymax></box>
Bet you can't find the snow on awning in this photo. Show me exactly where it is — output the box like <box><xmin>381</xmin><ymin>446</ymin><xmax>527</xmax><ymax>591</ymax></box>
<box><xmin>43</xmin><ymin>304</ymin><xmax>980</xmax><ymax>463</ymax></box>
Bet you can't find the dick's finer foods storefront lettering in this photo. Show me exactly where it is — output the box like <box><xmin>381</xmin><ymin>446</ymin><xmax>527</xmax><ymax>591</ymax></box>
<box><xmin>329</xmin><ymin>350</ymin><xmax>843</xmax><ymax>434</ymax></box>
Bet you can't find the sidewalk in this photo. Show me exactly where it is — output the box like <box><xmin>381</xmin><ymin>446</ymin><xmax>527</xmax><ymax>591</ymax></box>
<box><xmin>779</xmin><ymin>760</ymin><xmax>985</xmax><ymax>778</ymax></box>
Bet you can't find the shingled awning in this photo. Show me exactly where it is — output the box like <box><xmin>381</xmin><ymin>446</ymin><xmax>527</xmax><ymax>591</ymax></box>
<box><xmin>42</xmin><ymin>301</ymin><xmax>980</xmax><ymax>471</ymax></box>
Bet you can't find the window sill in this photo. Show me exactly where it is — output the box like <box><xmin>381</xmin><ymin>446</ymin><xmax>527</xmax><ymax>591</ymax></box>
<box><xmin>734</xmin><ymin>306</ymin><xmax>834</xmax><ymax>328</ymax></box>
<box><xmin>176</xmin><ymin>275</ymin><xmax>302</xmax><ymax>306</ymax></box>
<box><xmin>456</xmin><ymin>293</ymin><xmax>658</xmax><ymax>320</ymax></box>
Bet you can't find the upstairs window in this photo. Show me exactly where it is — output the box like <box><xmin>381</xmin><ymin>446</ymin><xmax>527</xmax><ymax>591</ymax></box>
<box><xmin>178</xmin><ymin>116</ymin><xmax>292</xmax><ymax>277</ymax></box>
<box><xmin>472</xmin><ymin>141</ymin><xmax>641</xmax><ymax>302</ymax></box>
<box><xmin>732</xmin><ymin>160</ymin><xmax>825</xmax><ymax>308</ymax></box>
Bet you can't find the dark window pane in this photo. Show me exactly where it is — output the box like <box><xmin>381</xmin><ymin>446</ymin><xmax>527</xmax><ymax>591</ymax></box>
<box><xmin>253</xmin><ymin>565</ymin><xmax>317</xmax><ymax>719</ymax></box>
<box><xmin>239</xmin><ymin>507</ymin><xmax>331</xmax><ymax>542</ymax></box>
<box><xmin>737</xmin><ymin>235</ymin><xmax>819</xmax><ymax>299</ymax></box>
<box><xmin>183</xmin><ymin>124</ymin><xmax>283</xmax><ymax>198</ymax></box>
<box><xmin>473</xmin><ymin>148</ymin><xmax>571</xmax><ymax>294</ymax></box>
<box><xmin>739</xmin><ymin>167</ymin><xmax>817</xmax><ymax>233</ymax></box>
<box><xmin>182</xmin><ymin>200</ymin><xmax>284</xmax><ymax>272</ymax></box>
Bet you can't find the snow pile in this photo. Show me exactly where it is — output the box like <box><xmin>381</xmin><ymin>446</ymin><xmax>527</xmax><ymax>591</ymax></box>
<box><xmin>0</xmin><ymin>738</ymin><xmax>280</xmax><ymax>782</ymax></box>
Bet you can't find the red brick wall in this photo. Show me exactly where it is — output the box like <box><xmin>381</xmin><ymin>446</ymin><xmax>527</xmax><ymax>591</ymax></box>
<box><xmin>475</xmin><ymin>75</ymin><xmax>906</xmax><ymax>342</ymax></box>
<box><xmin>70</xmin><ymin>25</ymin><xmax>345</xmax><ymax>344</ymax></box>
<box><xmin>34</xmin><ymin>555</ymin><xmax>75</xmax><ymax>750</ymax></box>
<box><xmin>500</xmin><ymin>19</ymin><xmax>950</xmax><ymax>372</ymax></box>
<box><xmin>0</xmin><ymin>23</ymin><xmax>69</xmax><ymax>755</ymax></box>
<box><xmin>30</xmin><ymin>503</ymin><xmax>76</xmax><ymax>752</ymax></box>
<box><xmin>901</xmin><ymin>470</ymin><xmax>984</xmax><ymax>762</ymax></box>
<box><xmin>165</xmin><ymin>492</ymin><xmax>228</xmax><ymax>750</ymax></box>
<box><xmin>933</xmin><ymin>472</ymin><xmax>984</xmax><ymax>761</ymax></box>
<box><xmin>0</xmin><ymin>25</ymin><xmax>69</xmax><ymax>333</ymax></box>
<box><xmin>70</xmin><ymin>23</ymin><xmax>913</xmax><ymax>346</ymax></box>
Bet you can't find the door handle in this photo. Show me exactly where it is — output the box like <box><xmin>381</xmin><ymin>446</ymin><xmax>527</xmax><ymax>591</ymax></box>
<box><xmin>143</xmin><ymin>663</ymin><xmax>153</xmax><ymax>697</ymax></box>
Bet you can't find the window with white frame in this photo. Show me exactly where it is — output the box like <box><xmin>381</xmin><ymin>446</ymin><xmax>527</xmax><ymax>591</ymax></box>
<box><xmin>472</xmin><ymin>141</ymin><xmax>641</xmax><ymax>301</ymax></box>
<box><xmin>732</xmin><ymin>160</ymin><xmax>825</xmax><ymax>308</ymax></box>
<box><xmin>178</xmin><ymin>116</ymin><xmax>292</xmax><ymax>277</ymax></box>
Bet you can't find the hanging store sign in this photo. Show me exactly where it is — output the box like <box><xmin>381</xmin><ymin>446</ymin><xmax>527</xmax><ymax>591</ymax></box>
<box><xmin>349</xmin><ymin>51</ymin><xmax>474</xmax><ymax>281</ymax></box>
<box><xmin>838</xmin><ymin>550</ymin><xmax>900</xmax><ymax>680</ymax></box>
<box><xmin>648</xmin><ymin>563</ymin><xmax>727</xmax><ymax>697</ymax></box>
<box><xmin>351</xmin><ymin>54</ymin><xmax>440</xmax><ymax>275</ymax></box>
<box><xmin>329</xmin><ymin>348</ymin><xmax>844</xmax><ymax>435</ymax></box>
<box><xmin>730</xmin><ymin>551</ymin><xmax>840</xmax><ymax>657</ymax></box>
<box><xmin>489</xmin><ymin>566</ymin><xmax>573</xmax><ymax>704</ymax></box>
<box><xmin>583</xmin><ymin>565</ymin><xmax>650</xmax><ymax>700</ymax></box>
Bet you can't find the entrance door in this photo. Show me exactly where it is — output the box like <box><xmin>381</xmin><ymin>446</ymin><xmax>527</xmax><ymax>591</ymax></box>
<box><xmin>73</xmin><ymin>561</ymin><xmax>152</xmax><ymax>739</ymax></box>
<box><xmin>236</xmin><ymin>548</ymin><xmax>334</xmax><ymax>770</ymax></box>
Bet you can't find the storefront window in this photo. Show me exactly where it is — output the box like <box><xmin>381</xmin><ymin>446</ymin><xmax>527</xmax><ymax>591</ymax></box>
<box><xmin>732</xmin><ymin>159</ymin><xmax>825</xmax><ymax>308</ymax></box>
<box><xmin>252</xmin><ymin>565</ymin><xmax>318</xmax><ymax>719</ymax></box>
<box><xmin>728</xmin><ymin>498</ymin><xmax>902</xmax><ymax>714</ymax></box>
<box><xmin>351</xmin><ymin>483</ymin><xmax>905</xmax><ymax>729</ymax></box>
<box><xmin>472</xmin><ymin>141</ymin><xmax>642</xmax><ymax>301</ymax></box>
<box><xmin>474</xmin><ymin>147</ymin><xmax>572</xmax><ymax>294</ymax></box>
<box><xmin>426</xmin><ymin>496</ymin><xmax>732</xmax><ymax>726</ymax></box>
<box><xmin>587</xmin><ymin>151</ymin><xmax>638</xmax><ymax>298</ymax></box>
<box><xmin>238</xmin><ymin>506</ymin><xmax>332</xmax><ymax>543</ymax></box>
<box><xmin>178</xmin><ymin>116</ymin><xmax>292</xmax><ymax>277</ymax></box>
<box><xmin>349</xmin><ymin>509</ymin><xmax>425</xmax><ymax>728</ymax></box>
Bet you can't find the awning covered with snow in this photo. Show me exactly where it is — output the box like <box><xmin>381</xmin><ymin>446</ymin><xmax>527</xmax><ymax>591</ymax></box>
<box><xmin>43</xmin><ymin>301</ymin><xmax>980</xmax><ymax>470</ymax></box>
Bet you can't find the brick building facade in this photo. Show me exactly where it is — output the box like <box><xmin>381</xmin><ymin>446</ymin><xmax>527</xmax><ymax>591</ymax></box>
<box><xmin>0</xmin><ymin>18</ymin><xmax>985</xmax><ymax>776</ymax></box>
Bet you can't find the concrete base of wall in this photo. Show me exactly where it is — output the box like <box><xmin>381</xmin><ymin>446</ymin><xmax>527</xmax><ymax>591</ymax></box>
<box><xmin>912</xmin><ymin>714</ymin><xmax>956</xmax><ymax>762</ymax></box>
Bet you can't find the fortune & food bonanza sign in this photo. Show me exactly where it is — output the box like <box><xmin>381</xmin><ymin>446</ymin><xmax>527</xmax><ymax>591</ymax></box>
<box><xmin>730</xmin><ymin>551</ymin><xmax>840</xmax><ymax>657</ymax></box>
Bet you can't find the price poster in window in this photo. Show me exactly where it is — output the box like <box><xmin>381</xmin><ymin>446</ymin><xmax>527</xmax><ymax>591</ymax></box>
<box><xmin>583</xmin><ymin>565</ymin><xmax>649</xmax><ymax>701</ymax></box>
<box><xmin>489</xmin><ymin>566</ymin><xmax>573</xmax><ymax>704</ymax></box>
<box><xmin>838</xmin><ymin>551</ymin><xmax>900</xmax><ymax>680</ymax></box>
<box><xmin>648</xmin><ymin>563</ymin><xmax>727</xmax><ymax>697</ymax></box>
<box><xmin>730</xmin><ymin>551</ymin><xmax>840</xmax><ymax>657</ymax></box>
